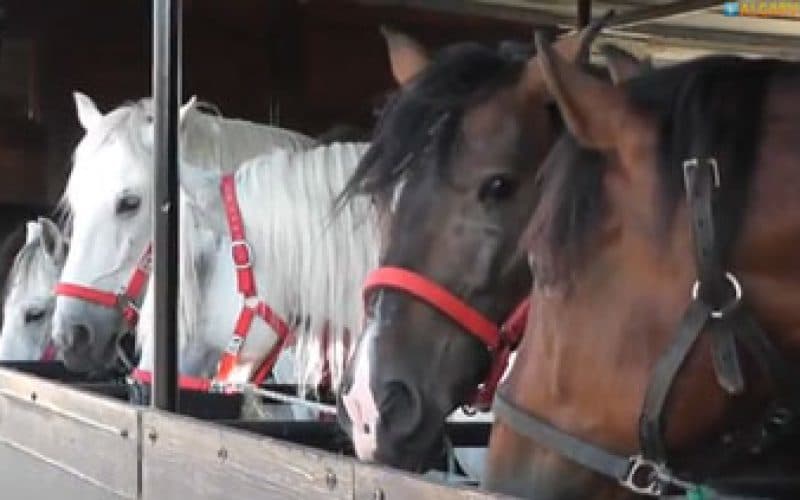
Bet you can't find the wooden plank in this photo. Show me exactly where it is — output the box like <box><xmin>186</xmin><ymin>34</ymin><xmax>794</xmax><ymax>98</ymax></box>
<box><xmin>353</xmin><ymin>462</ymin><xmax>514</xmax><ymax>500</ymax></box>
<box><xmin>0</xmin><ymin>442</ymin><xmax>127</xmax><ymax>500</ymax></box>
<box><xmin>141</xmin><ymin>409</ymin><xmax>354</xmax><ymax>500</ymax></box>
<box><xmin>0</xmin><ymin>368</ymin><xmax>139</xmax><ymax>499</ymax></box>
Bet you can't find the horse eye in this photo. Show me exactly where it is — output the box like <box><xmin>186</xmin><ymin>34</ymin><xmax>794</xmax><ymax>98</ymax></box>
<box><xmin>116</xmin><ymin>194</ymin><xmax>141</xmax><ymax>215</ymax></box>
<box><xmin>478</xmin><ymin>175</ymin><xmax>517</xmax><ymax>203</ymax></box>
<box><xmin>24</xmin><ymin>308</ymin><xmax>45</xmax><ymax>324</ymax></box>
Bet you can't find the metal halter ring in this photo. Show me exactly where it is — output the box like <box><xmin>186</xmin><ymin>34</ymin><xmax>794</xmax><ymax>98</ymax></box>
<box><xmin>230</xmin><ymin>240</ymin><xmax>253</xmax><ymax>270</ymax></box>
<box><xmin>691</xmin><ymin>272</ymin><xmax>742</xmax><ymax>319</ymax></box>
<box><xmin>682</xmin><ymin>157</ymin><xmax>720</xmax><ymax>188</ymax></box>
<box><xmin>620</xmin><ymin>455</ymin><xmax>664</xmax><ymax>497</ymax></box>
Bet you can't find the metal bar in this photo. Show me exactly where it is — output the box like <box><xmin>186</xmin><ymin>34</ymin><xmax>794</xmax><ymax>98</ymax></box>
<box><xmin>248</xmin><ymin>386</ymin><xmax>338</xmax><ymax>415</ymax></box>
<box><xmin>152</xmin><ymin>0</ymin><xmax>181</xmax><ymax>412</ymax></box>
<box><xmin>577</xmin><ymin>0</ymin><xmax>591</xmax><ymax>28</ymax></box>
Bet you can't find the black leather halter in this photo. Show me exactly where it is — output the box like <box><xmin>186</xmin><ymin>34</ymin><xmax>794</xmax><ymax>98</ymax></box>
<box><xmin>493</xmin><ymin>157</ymin><xmax>800</xmax><ymax>498</ymax></box>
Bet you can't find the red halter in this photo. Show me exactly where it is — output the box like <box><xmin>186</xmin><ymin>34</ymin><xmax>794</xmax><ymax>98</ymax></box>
<box><xmin>363</xmin><ymin>266</ymin><xmax>530</xmax><ymax>411</ymax></box>
<box><xmin>55</xmin><ymin>244</ymin><xmax>153</xmax><ymax>329</ymax></box>
<box><xmin>130</xmin><ymin>174</ymin><xmax>294</xmax><ymax>392</ymax></box>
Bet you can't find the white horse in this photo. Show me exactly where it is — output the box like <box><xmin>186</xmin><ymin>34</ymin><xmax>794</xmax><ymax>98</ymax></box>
<box><xmin>52</xmin><ymin>92</ymin><xmax>315</xmax><ymax>372</ymax></box>
<box><xmin>136</xmin><ymin>142</ymin><xmax>376</xmax><ymax>403</ymax></box>
<box><xmin>0</xmin><ymin>218</ymin><xmax>68</xmax><ymax>360</ymax></box>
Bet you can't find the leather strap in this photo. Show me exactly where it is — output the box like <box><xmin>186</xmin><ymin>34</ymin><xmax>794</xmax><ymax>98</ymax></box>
<box><xmin>364</xmin><ymin>266</ymin><xmax>530</xmax><ymax>409</ymax></box>
<box><xmin>221</xmin><ymin>175</ymin><xmax>256</xmax><ymax>297</ymax></box>
<box><xmin>493</xmin><ymin>392</ymin><xmax>633</xmax><ymax>481</ymax></box>
<box><xmin>639</xmin><ymin>299</ymin><xmax>711</xmax><ymax>461</ymax></box>
<box><xmin>54</xmin><ymin>283</ymin><xmax>118</xmax><ymax>308</ymax></box>
<box><xmin>364</xmin><ymin>267</ymin><xmax>501</xmax><ymax>348</ymax></box>
<box><xmin>55</xmin><ymin>244</ymin><xmax>153</xmax><ymax>329</ymax></box>
<box><xmin>493</xmin><ymin>156</ymin><xmax>799</xmax><ymax>497</ymax></box>
<box><xmin>129</xmin><ymin>177</ymin><xmax>295</xmax><ymax>392</ymax></box>
<box><xmin>473</xmin><ymin>296</ymin><xmax>530</xmax><ymax>409</ymax></box>
<box><xmin>683</xmin><ymin>158</ymin><xmax>744</xmax><ymax>395</ymax></box>
<box><xmin>212</xmin><ymin>174</ymin><xmax>294</xmax><ymax>386</ymax></box>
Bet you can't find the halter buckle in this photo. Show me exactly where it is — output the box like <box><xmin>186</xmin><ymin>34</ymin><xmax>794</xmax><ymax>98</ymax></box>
<box><xmin>620</xmin><ymin>455</ymin><xmax>664</xmax><ymax>497</ymax></box>
<box><xmin>225</xmin><ymin>334</ymin><xmax>245</xmax><ymax>355</ymax></box>
<box><xmin>691</xmin><ymin>272</ymin><xmax>742</xmax><ymax>319</ymax></box>
<box><xmin>231</xmin><ymin>240</ymin><xmax>253</xmax><ymax>270</ymax></box>
<box><xmin>682</xmin><ymin>157</ymin><xmax>720</xmax><ymax>189</ymax></box>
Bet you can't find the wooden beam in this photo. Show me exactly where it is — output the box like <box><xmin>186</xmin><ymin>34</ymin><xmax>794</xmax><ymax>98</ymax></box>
<box><xmin>355</xmin><ymin>0</ymin><xmax>570</xmax><ymax>28</ymax></box>
<box><xmin>609</xmin><ymin>0</ymin><xmax>726</xmax><ymax>28</ymax></box>
<box><xmin>598</xmin><ymin>28</ymin><xmax>800</xmax><ymax>61</ymax></box>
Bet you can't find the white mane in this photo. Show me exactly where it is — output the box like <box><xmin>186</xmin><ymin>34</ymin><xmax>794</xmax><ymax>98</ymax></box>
<box><xmin>176</xmin><ymin>142</ymin><xmax>377</xmax><ymax>390</ymax></box>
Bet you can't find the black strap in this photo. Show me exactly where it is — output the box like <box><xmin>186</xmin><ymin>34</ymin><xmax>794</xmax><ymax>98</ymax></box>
<box><xmin>728</xmin><ymin>309</ymin><xmax>800</xmax><ymax>411</ymax></box>
<box><xmin>493</xmin><ymin>392</ymin><xmax>632</xmax><ymax>481</ymax></box>
<box><xmin>492</xmin><ymin>153</ymin><xmax>799</xmax><ymax>497</ymax></box>
<box><xmin>683</xmin><ymin>158</ymin><xmax>722</xmax><ymax>289</ymax></box>
<box><xmin>639</xmin><ymin>299</ymin><xmax>711</xmax><ymax>461</ymax></box>
<box><xmin>683</xmin><ymin>157</ymin><xmax>745</xmax><ymax>395</ymax></box>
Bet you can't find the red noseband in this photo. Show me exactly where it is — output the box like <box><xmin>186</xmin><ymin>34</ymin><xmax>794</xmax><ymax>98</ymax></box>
<box><xmin>55</xmin><ymin>244</ymin><xmax>152</xmax><ymax>329</ymax></box>
<box><xmin>363</xmin><ymin>266</ymin><xmax>530</xmax><ymax>410</ymax></box>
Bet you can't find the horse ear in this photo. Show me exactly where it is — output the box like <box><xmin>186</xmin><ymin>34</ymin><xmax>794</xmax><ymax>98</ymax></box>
<box><xmin>380</xmin><ymin>26</ymin><xmax>430</xmax><ymax>86</ymax></box>
<box><xmin>73</xmin><ymin>91</ymin><xmax>103</xmax><ymax>131</ymax></box>
<box><xmin>519</xmin><ymin>11</ymin><xmax>612</xmax><ymax>96</ymax></box>
<box><xmin>600</xmin><ymin>44</ymin><xmax>651</xmax><ymax>84</ymax></box>
<box><xmin>25</xmin><ymin>222</ymin><xmax>42</xmax><ymax>245</ymax></box>
<box><xmin>179</xmin><ymin>95</ymin><xmax>198</xmax><ymax>128</ymax></box>
<box><xmin>37</xmin><ymin>217</ymin><xmax>67</xmax><ymax>266</ymax></box>
<box><xmin>534</xmin><ymin>32</ymin><xmax>627</xmax><ymax>150</ymax></box>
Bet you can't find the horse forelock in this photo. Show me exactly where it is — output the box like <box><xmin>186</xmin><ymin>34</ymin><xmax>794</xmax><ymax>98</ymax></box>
<box><xmin>338</xmin><ymin>41</ymin><xmax>533</xmax><ymax>209</ymax></box>
<box><xmin>4</xmin><ymin>237</ymin><xmax>59</xmax><ymax>306</ymax></box>
<box><xmin>64</xmin><ymin>101</ymin><xmax>152</xmax><ymax>211</ymax></box>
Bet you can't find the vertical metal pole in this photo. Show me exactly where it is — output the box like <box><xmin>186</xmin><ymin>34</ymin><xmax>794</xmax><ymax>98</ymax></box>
<box><xmin>152</xmin><ymin>0</ymin><xmax>181</xmax><ymax>412</ymax></box>
<box><xmin>578</xmin><ymin>0</ymin><xmax>591</xmax><ymax>27</ymax></box>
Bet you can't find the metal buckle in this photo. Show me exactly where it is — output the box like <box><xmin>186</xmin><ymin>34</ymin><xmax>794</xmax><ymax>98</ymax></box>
<box><xmin>225</xmin><ymin>334</ymin><xmax>245</xmax><ymax>355</ymax></box>
<box><xmin>620</xmin><ymin>455</ymin><xmax>664</xmax><ymax>497</ymax></box>
<box><xmin>231</xmin><ymin>240</ymin><xmax>253</xmax><ymax>269</ymax></box>
<box><xmin>691</xmin><ymin>271</ymin><xmax>742</xmax><ymax>319</ymax></box>
<box><xmin>116</xmin><ymin>294</ymin><xmax>140</xmax><ymax>319</ymax></box>
<box><xmin>683</xmin><ymin>157</ymin><xmax>720</xmax><ymax>189</ymax></box>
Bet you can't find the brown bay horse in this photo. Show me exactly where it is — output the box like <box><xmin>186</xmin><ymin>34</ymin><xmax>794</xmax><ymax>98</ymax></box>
<box><xmin>486</xmin><ymin>35</ymin><xmax>800</xmax><ymax>499</ymax></box>
<box><xmin>334</xmin><ymin>19</ymin><xmax>638</xmax><ymax>471</ymax></box>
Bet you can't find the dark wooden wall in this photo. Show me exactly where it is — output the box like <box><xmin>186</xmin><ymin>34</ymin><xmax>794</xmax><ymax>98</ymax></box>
<box><xmin>0</xmin><ymin>0</ymin><xmax>535</xmax><ymax>234</ymax></box>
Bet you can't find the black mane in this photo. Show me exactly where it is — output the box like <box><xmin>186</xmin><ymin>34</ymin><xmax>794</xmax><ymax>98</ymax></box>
<box><xmin>528</xmin><ymin>56</ymin><xmax>795</xmax><ymax>284</ymax></box>
<box><xmin>338</xmin><ymin>40</ymin><xmax>536</xmax><ymax>205</ymax></box>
